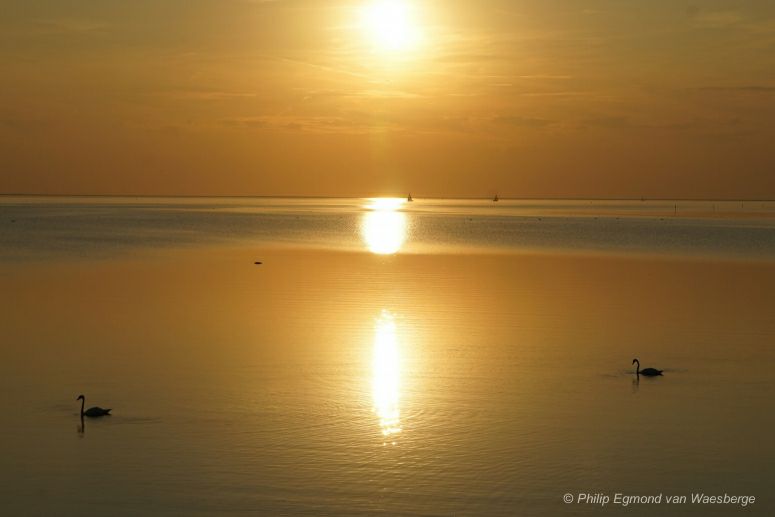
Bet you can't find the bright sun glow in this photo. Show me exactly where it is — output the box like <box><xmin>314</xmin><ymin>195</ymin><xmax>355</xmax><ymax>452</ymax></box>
<box><xmin>361</xmin><ymin>198</ymin><xmax>407</xmax><ymax>254</ymax></box>
<box><xmin>367</xmin><ymin>197</ymin><xmax>405</xmax><ymax>211</ymax></box>
<box><xmin>373</xmin><ymin>310</ymin><xmax>401</xmax><ymax>438</ymax></box>
<box><xmin>360</xmin><ymin>0</ymin><xmax>422</xmax><ymax>52</ymax></box>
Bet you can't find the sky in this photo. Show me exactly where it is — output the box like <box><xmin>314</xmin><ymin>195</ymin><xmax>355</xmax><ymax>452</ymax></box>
<box><xmin>1</xmin><ymin>0</ymin><xmax>774</xmax><ymax>198</ymax></box>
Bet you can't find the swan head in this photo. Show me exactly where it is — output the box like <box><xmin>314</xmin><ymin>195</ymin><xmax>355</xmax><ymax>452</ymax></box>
<box><xmin>77</xmin><ymin>394</ymin><xmax>85</xmax><ymax>401</ymax></box>
<box><xmin>632</xmin><ymin>358</ymin><xmax>639</xmax><ymax>365</ymax></box>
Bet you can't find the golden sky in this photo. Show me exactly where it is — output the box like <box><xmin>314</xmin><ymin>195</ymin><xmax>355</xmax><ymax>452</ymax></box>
<box><xmin>1</xmin><ymin>0</ymin><xmax>774</xmax><ymax>198</ymax></box>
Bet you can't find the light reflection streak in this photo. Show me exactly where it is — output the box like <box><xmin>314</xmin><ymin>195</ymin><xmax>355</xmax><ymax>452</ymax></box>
<box><xmin>372</xmin><ymin>310</ymin><xmax>401</xmax><ymax>439</ymax></box>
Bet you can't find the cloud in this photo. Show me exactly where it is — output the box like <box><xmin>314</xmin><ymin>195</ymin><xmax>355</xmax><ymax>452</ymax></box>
<box><xmin>160</xmin><ymin>90</ymin><xmax>259</xmax><ymax>101</ymax></box>
<box><xmin>297</xmin><ymin>88</ymin><xmax>424</xmax><ymax>100</ymax></box>
<box><xmin>695</xmin><ymin>86</ymin><xmax>775</xmax><ymax>93</ymax></box>
<box><xmin>31</xmin><ymin>18</ymin><xmax>110</xmax><ymax>34</ymax></box>
<box><xmin>518</xmin><ymin>91</ymin><xmax>593</xmax><ymax>98</ymax></box>
<box><xmin>580</xmin><ymin>116</ymin><xmax>697</xmax><ymax>131</ymax></box>
<box><xmin>433</xmin><ymin>52</ymin><xmax>504</xmax><ymax>65</ymax></box>
<box><xmin>687</xmin><ymin>9</ymin><xmax>745</xmax><ymax>29</ymax></box>
<box><xmin>221</xmin><ymin>117</ymin><xmax>269</xmax><ymax>128</ymax></box>
<box><xmin>220</xmin><ymin>114</ymin><xmax>395</xmax><ymax>134</ymax></box>
<box><xmin>517</xmin><ymin>75</ymin><xmax>573</xmax><ymax>80</ymax></box>
<box><xmin>581</xmin><ymin>116</ymin><xmax>632</xmax><ymax>129</ymax></box>
<box><xmin>491</xmin><ymin>115</ymin><xmax>555</xmax><ymax>128</ymax></box>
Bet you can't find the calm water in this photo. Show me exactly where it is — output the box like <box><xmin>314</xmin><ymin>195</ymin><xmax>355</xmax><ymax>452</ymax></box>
<box><xmin>1</xmin><ymin>197</ymin><xmax>774</xmax><ymax>515</ymax></box>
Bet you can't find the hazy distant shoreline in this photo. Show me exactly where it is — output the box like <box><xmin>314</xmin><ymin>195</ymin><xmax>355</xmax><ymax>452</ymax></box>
<box><xmin>2</xmin><ymin>193</ymin><xmax>775</xmax><ymax>202</ymax></box>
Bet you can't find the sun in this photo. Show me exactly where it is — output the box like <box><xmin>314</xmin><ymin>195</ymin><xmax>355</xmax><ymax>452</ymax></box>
<box><xmin>359</xmin><ymin>0</ymin><xmax>422</xmax><ymax>52</ymax></box>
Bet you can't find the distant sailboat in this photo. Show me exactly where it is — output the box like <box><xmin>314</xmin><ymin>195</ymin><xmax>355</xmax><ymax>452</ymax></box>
<box><xmin>493</xmin><ymin>194</ymin><xmax>499</xmax><ymax>202</ymax></box>
<box><xmin>407</xmin><ymin>193</ymin><xmax>413</xmax><ymax>202</ymax></box>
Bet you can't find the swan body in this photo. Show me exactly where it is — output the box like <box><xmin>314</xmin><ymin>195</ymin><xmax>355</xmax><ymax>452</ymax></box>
<box><xmin>77</xmin><ymin>394</ymin><xmax>112</xmax><ymax>417</ymax></box>
<box><xmin>632</xmin><ymin>359</ymin><xmax>662</xmax><ymax>377</ymax></box>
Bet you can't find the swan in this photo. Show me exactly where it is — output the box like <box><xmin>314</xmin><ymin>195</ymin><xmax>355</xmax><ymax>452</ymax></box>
<box><xmin>632</xmin><ymin>358</ymin><xmax>662</xmax><ymax>377</ymax></box>
<box><xmin>77</xmin><ymin>394</ymin><xmax>112</xmax><ymax>417</ymax></box>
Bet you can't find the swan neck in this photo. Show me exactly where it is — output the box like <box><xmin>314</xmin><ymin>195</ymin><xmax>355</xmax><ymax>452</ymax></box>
<box><xmin>80</xmin><ymin>397</ymin><xmax>85</xmax><ymax>416</ymax></box>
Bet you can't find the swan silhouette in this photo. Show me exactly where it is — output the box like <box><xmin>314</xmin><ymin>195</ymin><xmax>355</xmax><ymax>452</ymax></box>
<box><xmin>632</xmin><ymin>358</ymin><xmax>663</xmax><ymax>377</ymax></box>
<box><xmin>77</xmin><ymin>394</ymin><xmax>112</xmax><ymax>417</ymax></box>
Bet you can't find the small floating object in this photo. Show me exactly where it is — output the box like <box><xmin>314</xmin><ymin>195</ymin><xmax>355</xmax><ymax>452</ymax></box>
<box><xmin>254</xmin><ymin>261</ymin><xmax>262</xmax><ymax>265</ymax></box>
<box><xmin>632</xmin><ymin>358</ymin><xmax>663</xmax><ymax>377</ymax></box>
<box><xmin>77</xmin><ymin>394</ymin><xmax>111</xmax><ymax>417</ymax></box>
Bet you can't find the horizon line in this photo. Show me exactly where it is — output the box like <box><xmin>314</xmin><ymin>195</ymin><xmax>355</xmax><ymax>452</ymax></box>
<box><xmin>1</xmin><ymin>193</ymin><xmax>774</xmax><ymax>203</ymax></box>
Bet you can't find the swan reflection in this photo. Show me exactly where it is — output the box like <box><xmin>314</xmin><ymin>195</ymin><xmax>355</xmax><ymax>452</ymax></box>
<box><xmin>361</xmin><ymin>198</ymin><xmax>407</xmax><ymax>255</ymax></box>
<box><xmin>372</xmin><ymin>310</ymin><xmax>401</xmax><ymax>439</ymax></box>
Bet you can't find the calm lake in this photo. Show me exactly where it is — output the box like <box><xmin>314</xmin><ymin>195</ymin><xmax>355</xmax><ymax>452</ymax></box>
<box><xmin>1</xmin><ymin>197</ymin><xmax>774</xmax><ymax>515</ymax></box>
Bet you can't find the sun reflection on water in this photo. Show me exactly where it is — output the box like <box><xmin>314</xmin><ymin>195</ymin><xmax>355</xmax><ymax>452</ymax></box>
<box><xmin>361</xmin><ymin>198</ymin><xmax>408</xmax><ymax>255</ymax></box>
<box><xmin>372</xmin><ymin>310</ymin><xmax>401</xmax><ymax>440</ymax></box>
